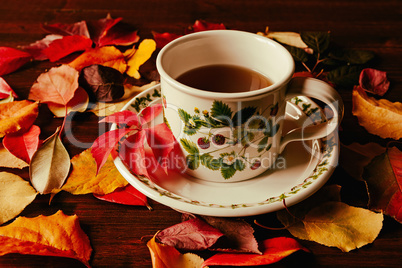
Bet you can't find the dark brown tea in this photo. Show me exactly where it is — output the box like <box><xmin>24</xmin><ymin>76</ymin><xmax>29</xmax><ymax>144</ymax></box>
<box><xmin>176</xmin><ymin>64</ymin><xmax>273</xmax><ymax>93</ymax></box>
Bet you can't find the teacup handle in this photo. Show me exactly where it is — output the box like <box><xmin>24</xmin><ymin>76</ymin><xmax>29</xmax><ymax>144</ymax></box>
<box><xmin>279</xmin><ymin>77</ymin><xmax>344</xmax><ymax>153</ymax></box>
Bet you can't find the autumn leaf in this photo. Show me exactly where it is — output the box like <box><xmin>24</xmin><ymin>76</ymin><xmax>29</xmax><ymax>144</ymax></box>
<box><xmin>147</xmin><ymin>236</ymin><xmax>205</xmax><ymax>268</ymax></box>
<box><xmin>155</xmin><ymin>218</ymin><xmax>224</xmax><ymax>251</ymax></box>
<box><xmin>277</xmin><ymin>186</ymin><xmax>383</xmax><ymax>252</ymax></box>
<box><xmin>152</xmin><ymin>31</ymin><xmax>182</xmax><ymax>49</ymax></box>
<box><xmin>0</xmin><ymin>47</ymin><xmax>32</xmax><ymax>76</ymax></box>
<box><xmin>340</xmin><ymin>142</ymin><xmax>386</xmax><ymax>180</ymax></box>
<box><xmin>68</xmin><ymin>46</ymin><xmax>127</xmax><ymax>73</ymax></box>
<box><xmin>0</xmin><ymin>210</ymin><xmax>92</xmax><ymax>267</ymax></box>
<box><xmin>56</xmin><ymin>148</ymin><xmax>128</xmax><ymax>196</ymax></box>
<box><xmin>47</xmin><ymin>86</ymin><xmax>89</xmax><ymax>117</ymax></box>
<box><xmin>363</xmin><ymin>146</ymin><xmax>402</xmax><ymax>223</ymax></box>
<box><xmin>42</xmin><ymin>20</ymin><xmax>90</xmax><ymax>38</ymax></box>
<box><xmin>94</xmin><ymin>184</ymin><xmax>151</xmax><ymax>209</ymax></box>
<box><xmin>29</xmin><ymin>127</ymin><xmax>70</xmax><ymax>194</ymax></box>
<box><xmin>89</xmin><ymin>15</ymin><xmax>139</xmax><ymax>47</ymax></box>
<box><xmin>202</xmin><ymin>216</ymin><xmax>261</xmax><ymax>254</ymax></box>
<box><xmin>20</xmin><ymin>34</ymin><xmax>63</xmax><ymax>61</ymax></box>
<box><xmin>29</xmin><ymin>64</ymin><xmax>79</xmax><ymax>106</ymax></box>
<box><xmin>201</xmin><ymin>237</ymin><xmax>309</xmax><ymax>268</ymax></box>
<box><xmin>125</xmin><ymin>39</ymin><xmax>156</xmax><ymax>79</ymax></box>
<box><xmin>0</xmin><ymin>143</ymin><xmax>28</xmax><ymax>169</ymax></box>
<box><xmin>0</xmin><ymin>100</ymin><xmax>39</xmax><ymax>138</ymax></box>
<box><xmin>187</xmin><ymin>20</ymin><xmax>226</xmax><ymax>33</ymax></box>
<box><xmin>43</xmin><ymin>35</ymin><xmax>93</xmax><ymax>62</ymax></box>
<box><xmin>352</xmin><ymin>86</ymin><xmax>402</xmax><ymax>139</ymax></box>
<box><xmin>3</xmin><ymin>125</ymin><xmax>41</xmax><ymax>164</ymax></box>
<box><xmin>257</xmin><ymin>27</ymin><xmax>313</xmax><ymax>53</ymax></box>
<box><xmin>79</xmin><ymin>64</ymin><xmax>125</xmax><ymax>102</ymax></box>
<box><xmin>89</xmin><ymin>81</ymin><xmax>158</xmax><ymax>117</ymax></box>
<box><xmin>0</xmin><ymin>77</ymin><xmax>18</xmax><ymax>99</ymax></box>
<box><xmin>0</xmin><ymin>172</ymin><xmax>37</xmax><ymax>224</ymax></box>
<box><xmin>359</xmin><ymin>68</ymin><xmax>390</xmax><ymax>96</ymax></box>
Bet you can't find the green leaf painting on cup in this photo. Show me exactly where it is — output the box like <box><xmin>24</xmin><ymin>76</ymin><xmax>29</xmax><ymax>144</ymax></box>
<box><xmin>178</xmin><ymin>100</ymin><xmax>279</xmax><ymax>179</ymax></box>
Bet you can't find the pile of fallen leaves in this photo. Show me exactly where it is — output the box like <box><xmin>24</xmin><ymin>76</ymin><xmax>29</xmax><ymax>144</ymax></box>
<box><xmin>0</xmin><ymin>16</ymin><xmax>401</xmax><ymax>267</ymax></box>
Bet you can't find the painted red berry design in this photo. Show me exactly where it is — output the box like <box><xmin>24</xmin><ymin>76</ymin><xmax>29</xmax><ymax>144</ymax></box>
<box><xmin>212</xmin><ymin>134</ymin><xmax>226</xmax><ymax>145</ymax></box>
<box><xmin>250</xmin><ymin>160</ymin><xmax>261</xmax><ymax>170</ymax></box>
<box><xmin>197</xmin><ymin>137</ymin><xmax>210</xmax><ymax>149</ymax></box>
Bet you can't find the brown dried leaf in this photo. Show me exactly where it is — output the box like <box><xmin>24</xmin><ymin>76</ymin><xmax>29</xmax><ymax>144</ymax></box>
<box><xmin>0</xmin><ymin>143</ymin><xmax>28</xmax><ymax>169</ymax></box>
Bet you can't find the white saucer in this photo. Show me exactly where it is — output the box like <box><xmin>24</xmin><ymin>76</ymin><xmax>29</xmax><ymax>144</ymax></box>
<box><xmin>113</xmin><ymin>84</ymin><xmax>339</xmax><ymax>217</ymax></box>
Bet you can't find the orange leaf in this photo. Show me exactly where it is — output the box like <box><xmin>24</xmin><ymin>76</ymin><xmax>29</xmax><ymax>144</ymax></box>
<box><xmin>0</xmin><ymin>100</ymin><xmax>39</xmax><ymax>138</ymax></box>
<box><xmin>0</xmin><ymin>210</ymin><xmax>92</xmax><ymax>267</ymax></box>
<box><xmin>54</xmin><ymin>148</ymin><xmax>128</xmax><ymax>195</ymax></box>
<box><xmin>68</xmin><ymin>46</ymin><xmax>127</xmax><ymax>73</ymax></box>
<box><xmin>352</xmin><ymin>86</ymin><xmax>402</xmax><ymax>139</ymax></box>
<box><xmin>147</xmin><ymin>236</ymin><xmax>205</xmax><ymax>268</ymax></box>
<box><xmin>29</xmin><ymin>64</ymin><xmax>79</xmax><ymax>106</ymax></box>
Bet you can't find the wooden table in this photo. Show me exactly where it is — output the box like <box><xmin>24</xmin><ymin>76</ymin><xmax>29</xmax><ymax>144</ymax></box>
<box><xmin>0</xmin><ymin>0</ymin><xmax>401</xmax><ymax>267</ymax></box>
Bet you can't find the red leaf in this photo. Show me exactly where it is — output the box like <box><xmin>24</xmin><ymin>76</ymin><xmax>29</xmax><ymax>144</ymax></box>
<box><xmin>3</xmin><ymin>125</ymin><xmax>41</xmax><ymax>164</ymax></box>
<box><xmin>119</xmin><ymin>130</ymin><xmax>149</xmax><ymax>177</ymax></box>
<box><xmin>201</xmin><ymin>237</ymin><xmax>309</xmax><ymax>268</ymax></box>
<box><xmin>140</xmin><ymin>103</ymin><xmax>163</xmax><ymax>124</ymax></box>
<box><xmin>144</xmin><ymin>123</ymin><xmax>176</xmax><ymax>173</ymax></box>
<box><xmin>202</xmin><ymin>216</ymin><xmax>261</xmax><ymax>254</ymax></box>
<box><xmin>152</xmin><ymin>31</ymin><xmax>182</xmax><ymax>49</ymax></box>
<box><xmin>91</xmin><ymin>128</ymin><xmax>134</xmax><ymax>174</ymax></box>
<box><xmin>155</xmin><ymin>218</ymin><xmax>224</xmax><ymax>251</ymax></box>
<box><xmin>0</xmin><ymin>77</ymin><xmax>18</xmax><ymax>99</ymax></box>
<box><xmin>363</xmin><ymin>146</ymin><xmax>402</xmax><ymax>223</ymax></box>
<box><xmin>94</xmin><ymin>184</ymin><xmax>151</xmax><ymax>208</ymax></box>
<box><xmin>42</xmin><ymin>21</ymin><xmax>90</xmax><ymax>38</ymax></box>
<box><xmin>99</xmin><ymin>110</ymin><xmax>141</xmax><ymax>127</ymax></box>
<box><xmin>0</xmin><ymin>47</ymin><xmax>32</xmax><ymax>76</ymax></box>
<box><xmin>20</xmin><ymin>34</ymin><xmax>63</xmax><ymax>61</ymax></box>
<box><xmin>43</xmin><ymin>35</ymin><xmax>93</xmax><ymax>62</ymax></box>
<box><xmin>359</xmin><ymin>68</ymin><xmax>390</xmax><ymax>96</ymax></box>
<box><xmin>187</xmin><ymin>20</ymin><xmax>226</xmax><ymax>33</ymax></box>
<box><xmin>88</xmin><ymin>15</ymin><xmax>139</xmax><ymax>47</ymax></box>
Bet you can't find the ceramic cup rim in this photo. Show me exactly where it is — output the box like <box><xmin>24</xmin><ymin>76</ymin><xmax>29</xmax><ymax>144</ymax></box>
<box><xmin>156</xmin><ymin>29</ymin><xmax>295</xmax><ymax>100</ymax></box>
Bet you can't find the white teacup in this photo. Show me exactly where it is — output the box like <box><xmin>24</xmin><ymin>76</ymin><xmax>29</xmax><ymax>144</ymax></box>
<box><xmin>156</xmin><ymin>30</ymin><xmax>343</xmax><ymax>182</ymax></box>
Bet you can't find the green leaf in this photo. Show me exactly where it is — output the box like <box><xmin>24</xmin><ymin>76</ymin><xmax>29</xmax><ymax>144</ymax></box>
<box><xmin>186</xmin><ymin>154</ymin><xmax>200</xmax><ymax>170</ymax></box>
<box><xmin>232</xmin><ymin>106</ymin><xmax>257</xmax><ymax>127</ymax></box>
<box><xmin>257</xmin><ymin>136</ymin><xmax>269</xmax><ymax>153</ymax></box>
<box><xmin>180</xmin><ymin>138</ymin><xmax>199</xmax><ymax>154</ymax></box>
<box><xmin>327</xmin><ymin>65</ymin><xmax>363</xmax><ymax>87</ymax></box>
<box><xmin>329</xmin><ymin>48</ymin><xmax>375</xmax><ymax>65</ymax></box>
<box><xmin>234</xmin><ymin>159</ymin><xmax>245</xmax><ymax>171</ymax></box>
<box><xmin>285</xmin><ymin>45</ymin><xmax>309</xmax><ymax>62</ymax></box>
<box><xmin>211</xmin><ymin>100</ymin><xmax>232</xmax><ymax>124</ymax></box>
<box><xmin>201</xmin><ymin>154</ymin><xmax>221</xmax><ymax>171</ymax></box>
<box><xmin>178</xmin><ymin>108</ymin><xmax>191</xmax><ymax>123</ymax></box>
<box><xmin>221</xmin><ymin>164</ymin><xmax>236</xmax><ymax>179</ymax></box>
<box><xmin>300</xmin><ymin>32</ymin><xmax>330</xmax><ymax>54</ymax></box>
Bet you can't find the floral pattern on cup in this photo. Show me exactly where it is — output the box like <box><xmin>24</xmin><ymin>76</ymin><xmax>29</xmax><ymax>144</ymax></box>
<box><xmin>178</xmin><ymin>100</ymin><xmax>279</xmax><ymax>179</ymax></box>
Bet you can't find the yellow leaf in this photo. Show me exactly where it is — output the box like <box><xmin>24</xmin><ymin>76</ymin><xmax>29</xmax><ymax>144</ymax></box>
<box><xmin>304</xmin><ymin>201</ymin><xmax>383</xmax><ymax>252</ymax></box>
<box><xmin>0</xmin><ymin>210</ymin><xmax>92</xmax><ymax>267</ymax></box>
<box><xmin>0</xmin><ymin>143</ymin><xmax>28</xmax><ymax>169</ymax></box>
<box><xmin>0</xmin><ymin>172</ymin><xmax>37</xmax><ymax>224</ymax></box>
<box><xmin>0</xmin><ymin>100</ymin><xmax>39</xmax><ymax>137</ymax></box>
<box><xmin>147</xmin><ymin>236</ymin><xmax>205</xmax><ymax>268</ymax></box>
<box><xmin>126</xmin><ymin>39</ymin><xmax>156</xmax><ymax>79</ymax></box>
<box><xmin>352</xmin><ymin>87</ymin><xmax>402</xmax><ymax>139</ymax></box>
<box><xmin>56</xmin><ymin>148</ymin><xmax>128</xmax><ymax>195</ymax></box>
<box><xmin>68</xmin><ymin>46</ymin><xmax>127</xmax><ymax>73</ymax></box>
